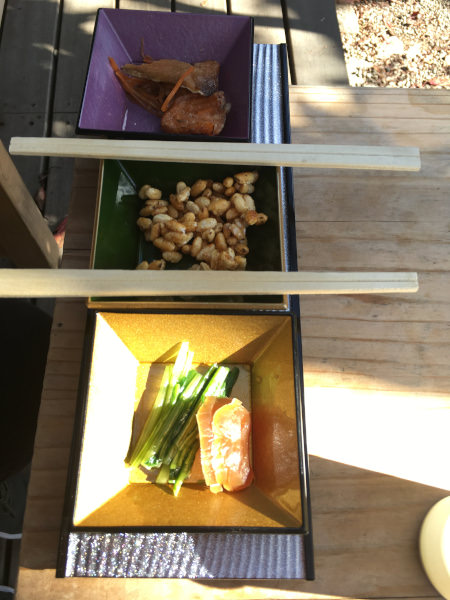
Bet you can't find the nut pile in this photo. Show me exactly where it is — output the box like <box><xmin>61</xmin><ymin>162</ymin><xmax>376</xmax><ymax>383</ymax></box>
<box><xmin>135</xmin><ymin>171</ymin><xmax>268</xmax><ymax>271</ymax></box>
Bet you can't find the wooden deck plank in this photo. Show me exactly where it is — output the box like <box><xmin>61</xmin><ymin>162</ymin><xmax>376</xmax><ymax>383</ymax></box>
<box><xmin>0</xmin><ymin>114</ymin><xmax>46</xmax><ymax>197</ymax></box>
<box><xmin>284</xmin><ymin>0</ymin><xmax>349</xmax><ymax>86</ymax></box>
<box><xmin>44</xmin><ymin>0</ymin><xmax>114</xmax><ymax>230</ymax></box>
<box><xmin>52</xmin><ymin>0</ymin><xmax>115</xmax><ymax>114</ymax></box>
<box><xmin>175</xmin><ymin>0</ymin><xmax>227</xmax><ymax>14</ymax></box>
<box><xmin>291</xmin><ymin>85</ymin><xmax>450</xmax><ymax>102</ymax></box>
<box><xmin>229</xmin><ymin>0</ymin><xmax>286</xmax><ymax>46</ymax></box>
<box><xmin>0</xmin><ymin>0</ymin><xmax>58</xmax><ymax>113</ymax></box>
<box><xmin>290</xmin><ymin>86</ymin><xmax>450</xmax><ymax>397</ymax></box>
<box><xmin>0</xmin><ymin>0</ymin><xmax>58</xmax><ymax>196</ymax></box>
<box><xmin>119</xmin><ymin>0</ymin><xmax>171</xmax><ymax>9</ymax></box>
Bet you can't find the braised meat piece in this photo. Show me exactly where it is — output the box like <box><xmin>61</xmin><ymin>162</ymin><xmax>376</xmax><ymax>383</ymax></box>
<box><xmin>121</xmin><ymin>59</ymin><xmax>220</xmax><ymax>96</ymax></box>
<box><xmin>161</xmin><ymin>91</ymin><xmax>230</xmax><ymax>136</ymax></box>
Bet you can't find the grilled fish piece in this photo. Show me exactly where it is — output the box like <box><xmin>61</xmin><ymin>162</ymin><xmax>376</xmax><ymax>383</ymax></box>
<box><xmin>121</xmin><ymin>59</ymin><xmax>220</xmax><ymax>96</ymax></box>
<box><xmin>161</xmin><ymin>91</ymin><xmax>230</xmax><ymax>136</ymax></box>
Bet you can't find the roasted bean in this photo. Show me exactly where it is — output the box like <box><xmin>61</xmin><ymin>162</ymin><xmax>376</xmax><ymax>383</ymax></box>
<box><xmin>165</xmin><ymin>220</ymin><xmax>186</xmax><ymax>233</ymax></box>
<box><xmin>235</xmin><ymin>256</ymin><xmax>247</xmax><ymax>270</ymax></box>
<box><xmin>147</xmin><ymin>259</ymin><xmax>166</xmax><ymax>270</ymax></box>
<box><xmin>136</xmin><ymin>217</ymin><xmax>152</xmax><ymax>231</ymax></box>
<box><xmin>167</xmin><ymin>205</ymin><xmax>179</xmax><ymax>219</ymax></box>
<box><xmin>145</xmin><ymin>199</ymin><xmax>168</xmax><ymax>209</ymax></box>
<box><xmin>138</xmin><ymin>185</ymin><xmax>151</xmax><ymax>200</ymax></box>
<box><xmin>148</xmin><ymin>222</ymin><xmax>161</xmax><ymax>241</ymax></box>
<box><xmin>197</xmin><ymin>217</ymin><xmax>218</xmax><ymax>231</ymax></box>
<box><xmin>212</xmin><ymin>182</ymin><xmax>225</xmax><ymax>194</ymax></box>
<box><xmin>223</xmin><ymin>176</ymin><xmax>234</xmax><ymax>188</ymax></box>
<box><xmin>198</xmin><ymin>206</ymin><xmax>209</xmax><ymax>220</ymax></box>
<box><xmin>170</xmin><ymin>193</ymin><xmax>185</xmax><ymax>212</ymax></box>
<box><xmin>151</xmin><ymin>206</ymin><xmax>169</xmax><ymax>216</ymax></box>
<box><xmin>243</xmin><ymin>210</ymin><xmax>258</xmax><ymax>225</ymax></box>
<box><xmin>201</xmin><ymin>228</ymin><xmax>216</xmax><ymax>243</ymax></box>
<box><xmin>136</xmin><ymin>260</ymin><xmax>149</xmax><ymax>269</ymax></box>
<box><xmin>190</xmin><ymin>179</ymin><xmax>208</xmax><ymax>198</ymax></box>
<box><xmin>225</xmin><ymin>207</ymin><xmax>240</xmax><ymax>221</ymax></box>
<box><xmin>153</xmin><ymin>213</ymin><xmax>173</xmax><ymax>224</ymax></box>
<box><xmin>235</xmin><ymin>243</ymin><xmax>249</xmax><ymax>256</ymax></box>
<box><xmin>196</xmin><ymin>243</ymin><xmax>215</xmax><ymax>263</ymax></box>
<box><xmin>230</xmin><ymin>222</ymin><xmax>246</xmax><ymax>240</ymax></box>
<box><xmin>181</xmin><ymin>211</ymin><xmax>196</xmax><ymax>223</ymax></box>
<box><xmin>164</xmin><ymin>231</ymin><xmax>194</xmax><ymax>246</ymax></box>
<box><xmin>177</xmin><ymin>186</ymin><xmax>191</xmax><ymax>203</ymax></box>
<box><xmin>195</xmin><ymin>196</ymin><xmax>210</xmax><ymax>209</ymax></box>
<box><xmin>215</xmin><ymin>232</ymin><xmax>227</xmax><ymax>251</ymax></box>
<box><xmin>186</xmin><ymin>200</ymin><xmax>200</xmax><ymax>215</ymax></box>
<box><xmin>139</xmin><ymin>205</ymin><xmax>154</xmax><ymax>217</ymax></box>
<box><xmin>224</xmin><ymin>185</ymin><xmax>236</xmax><ymax>197</ymax></box>
<box><xmin>153</xmin><ymin>237</ymin><xmax>176</xmax><ymax>252</ymax></box>
<box><xmin>209</xmin><ymin>197</ymin><xmax>230</xmax><ymax>217</ymax></box>
<box><xmin>243</xmin><ymin>194</ymin><xmax>255</xmax><ymax>211</ymax></box>
<box><xmin>256</xmin><ymin>212</ymin><xmax>268</xmax><ymax>225</ymax></box>
<box><xmin>234</xmin><ymin>171</ymin><xmax>259</xmax><ymax>185</ymax></box>
<box><xmin>145</xmin><ymin>187</ymin><xmax>163</xmax><ymax>200</ymax></box>
<box><xmin>190</xmin><ymin>236</ymin><xmax>203</xmax><ymax>257</ymax></box>
<box><xmin>210</xmin><ymin>248</ymin><xmax>221</xmax><ymax>270</ymax></box>
<box><xmin>162</xmin><ymin>251</ymin><xmax>183</xmax><ymax>263</ymax></box>
<box><xmin>231</xmin><ymin>192</ymin><xmax>247</xmax><ymax>213</ymax></box>
<box><xmin>238</xmin><ymin>183</ymin><xmax>255</xmax><ymax>194</ymax></box>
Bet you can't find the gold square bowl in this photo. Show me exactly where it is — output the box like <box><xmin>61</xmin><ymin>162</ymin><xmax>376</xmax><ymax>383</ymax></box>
<box><xmin>57</xmin><ymin>309</ymin><xmax>312</xmax><ymax>578</ymax></box>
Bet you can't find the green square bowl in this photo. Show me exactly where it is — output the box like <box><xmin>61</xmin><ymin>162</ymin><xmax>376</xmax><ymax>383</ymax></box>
<box><xmin>89</xmin><ymin>159</ymin><xmax>287</xmax><ymax>309</ymax></box>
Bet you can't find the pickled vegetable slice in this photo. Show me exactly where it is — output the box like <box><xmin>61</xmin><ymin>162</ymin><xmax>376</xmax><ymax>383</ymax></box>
<box><xmin>197</xmin><ymin>397</ymin><xmax>253</xmax><ymax>494</ymax></box>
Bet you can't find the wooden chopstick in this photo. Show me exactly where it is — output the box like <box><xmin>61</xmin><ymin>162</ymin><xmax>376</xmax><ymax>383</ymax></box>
<box><xmin>9</xmin><ymin>138</ymin><xmax>421</xmax><ymax>171</ymax></box>
<box><xmin>0</xmin><ymin>270</ymin><xmax>419</xmax><ymax>298</ymax></box>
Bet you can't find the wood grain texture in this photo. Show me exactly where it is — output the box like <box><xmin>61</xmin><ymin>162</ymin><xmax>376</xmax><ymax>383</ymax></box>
<box><xmin>0</xmin><ymin>142</ymin><xmax>60</xmax><ymax>268</ymax></box>
<box><xmin>15</xmin><ymin>89</ymin><xmax>450</xmax><ymax>600</ymax></box>
<box><xmin>291</xmin><ymin>86</ymin><xmax>450</xmax><ymax>398</ymax></box>
<box><xmin>9</xmin><ymin>137</ymin><xmax>421</xmax><ymax>171</ymax></box>
<box><xmin>0</xmin><ymin>269</ymin><xmax>419</xmax><ymax>298</ymax></box>
<box><xmin>229</xmin><ymin>0</ymin><xmax>286</xmax><ymax>46</ymax></box>
<box><xmin>0</xmin><ymin>0</ymin><xmax>57</xmax><ymax>195</ymax></box>
<box><xmin>175</xmin><ymin>0</ymin><xmax>227</xmax><ymax>14</ymax></box>
<box><xmin>283</xmin><ymin>0</ymin><xmax>348</xmax><ymax>86</ymax></box>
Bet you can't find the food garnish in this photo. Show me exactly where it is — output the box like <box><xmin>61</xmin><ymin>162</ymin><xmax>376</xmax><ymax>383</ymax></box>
<box><xmin>135</xmin><ymin>170</ymin><xmax>268</xmax><ymax>271</ymax></box>
<box><xmin>127</xmin><ymin>342</ymin><xmax>240</xmax><ymax>496</ymax></box>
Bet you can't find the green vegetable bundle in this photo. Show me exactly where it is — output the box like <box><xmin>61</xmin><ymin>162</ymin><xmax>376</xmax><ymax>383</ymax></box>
<box><xmin>126</xmin><ymin>342</ymin><xmax>239</xmax><ymax>496</ymax></box>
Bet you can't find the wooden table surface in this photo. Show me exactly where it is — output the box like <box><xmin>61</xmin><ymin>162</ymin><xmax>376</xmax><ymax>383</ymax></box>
<box><xmin>15</xmin><ymin>86</ymin><xmax>450</xmax><ymax>599</ymax></box>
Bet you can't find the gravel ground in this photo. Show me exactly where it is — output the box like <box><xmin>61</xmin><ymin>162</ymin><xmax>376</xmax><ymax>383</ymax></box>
<box><xmin>336</xmin><ymin>0</ymin><xmax>450</xmax><ymax>88</ymax></box>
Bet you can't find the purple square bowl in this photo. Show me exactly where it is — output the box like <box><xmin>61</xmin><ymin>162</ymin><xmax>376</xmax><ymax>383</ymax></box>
<box><xmin>77</xmin><ymin>9</ymin><xmax>253</xmax><ymax>141</ymax></box>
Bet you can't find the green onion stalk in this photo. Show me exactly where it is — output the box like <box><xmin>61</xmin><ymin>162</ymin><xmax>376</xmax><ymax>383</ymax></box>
<box><xmin>126</xmin><ymin>342</ymin><xmax>239</xmax><ymax>495</ymax></box>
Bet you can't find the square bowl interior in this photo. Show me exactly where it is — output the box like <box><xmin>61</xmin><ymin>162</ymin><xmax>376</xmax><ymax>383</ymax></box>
<box><xmin>90</xmin><ymin>159</ymin><xmax>285</xmax><ymax>306</ymax></box>
<box><xmin>72</xmin><ymin>311</ymin><xmax>305</xmax><ymax>531</ymax></box>
<box><xmin>77</xmin><ymin>9</ymin><xmax>253</xmax><ymax>141</ymax></box>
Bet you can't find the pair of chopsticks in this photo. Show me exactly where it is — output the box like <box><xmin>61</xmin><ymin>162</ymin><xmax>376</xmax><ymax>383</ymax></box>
<box><xmin>5</xmin><ymin>138</ymin><xmax>420</xmax><ymax>297</ymax></box>
<box><xmin>9</xmin><ymin>137</ymin><xmax>421</xmax><ymax>171</ymax></box>
<box><xmin>0</xmin><ymin>270</ymin><xmax>419</xmax><ymax>298</ymax></box>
